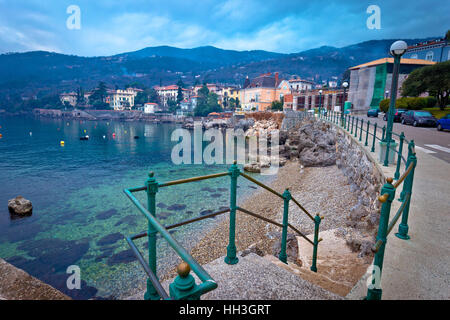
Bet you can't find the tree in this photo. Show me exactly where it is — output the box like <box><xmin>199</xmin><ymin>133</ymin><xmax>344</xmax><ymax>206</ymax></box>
<box><xmin>176</xmin><ymin>86</ymin><xmax>183</xmax><ymax>106</ymax></box>
<box><xmin>446</xmin><ymin>30</ymin><xmax>450</xmax><ymax>41</ymax></box>
<box><xmin>270</xmin><ymin>100</ymin><xmax>283</xmax><ymax>111</ymax></box>
<box><xmin>89</xmin><ymin>82</ymin><xmax>109</xmax><ymax>108</ymax></box>
<box><xmin>401</xmin><ymin>61</ymin><xmax>450</xmax><ymax>109</ymax></box>
<box><xmin>167</xmin><ymin>98</ymin><xmax>178</xmax><ymax>114</ymax></box>
<box><xmin>176</xmin><ymin>79</ymin><xmax>186</xmax><ymax>89</ymax></box>
<box><xmin>194</xmin><ymin>86</ymin><xmax>222</xmax><ymax>116</ymax></box>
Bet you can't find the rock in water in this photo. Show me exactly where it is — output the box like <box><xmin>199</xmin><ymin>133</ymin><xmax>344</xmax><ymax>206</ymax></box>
<box><xmin>8</xmin><ymin>196</ymin><xmax>33</xmax><ymax>216</ymax></box>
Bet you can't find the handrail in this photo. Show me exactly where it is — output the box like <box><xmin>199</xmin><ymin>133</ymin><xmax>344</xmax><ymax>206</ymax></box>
<box><xmin>237</xmin><ymin>206</ymin><xmax>315</xmax><ymax>246</ymax></box>
<box><xmin>125</xmin><ymin>236</ymin><xmax>171</xmax><ymax>299</ymax></box>
<box><xmin>393</xmin><ymin>162</ymin><xmax>414</xmax><ymax>189</ymax></box>
<box><xmin>124</xmin><ymin>161</ymin><xmax>323</xmax><ymax>300</ymax></box>
<box><xmin>158</xmin><ymin>172</ymin><xmax>229</xmax><ymax>187</ymax></box>
<box><xmin>124</xmin><ymin>188</ymin><xmax>217</xmax><ymax>297</ymax></box>
<box><xmin>290</xmin><ymin>195</ymin><xmax>315</xmax><ymax>222</ymax></box>
<box><xmin>372</xmin><ymin>193</ymin><xmax>411</xmax><ymax>253</ymax></box>
<box><xmin>239</xmin><ymin>172</ymin><xmax>284</xmax><ymax>199</ymax></box>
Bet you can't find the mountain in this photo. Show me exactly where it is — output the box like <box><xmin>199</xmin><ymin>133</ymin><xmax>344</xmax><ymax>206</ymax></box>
<box><xmin>115</xmin><ymin>45</ymin><xmax>285</xmax><ymax>67</ymax></box>
<box><xmin>0</xmin><ymin>37</ymin><xmax>438</xmax><ymax>110</ymax></box>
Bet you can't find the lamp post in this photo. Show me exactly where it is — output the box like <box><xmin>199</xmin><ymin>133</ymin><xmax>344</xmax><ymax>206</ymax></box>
<box><xmin>342</xmin><ymin>81</ymin><xmax>348</xmax><ymax>126</ymax></box>
<box><xmin>383</xmin><ymin>40</ymin><xmax>408</xmax><ymax>166</ymax></box>
<box><xmin>318</xmin><ymin>89</ymin><xmax>323</xmax><ymax>116</ymax></box>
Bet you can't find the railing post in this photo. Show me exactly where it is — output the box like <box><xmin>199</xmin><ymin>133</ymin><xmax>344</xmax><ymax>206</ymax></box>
<box><xmin>394</xmin><ymin>132</ymin><xmax>405</xmax><ymax>180</ymax></box>
<box><xmin>310</xmin><ymin>214</ymin><xmax>322</xmax><ymax>272</ymax></box>
<box><xmin>371</xmin><ymin>123</ymin><xmax>377</xmax><ymax>152</ymax></box>
<box><xmin>400</xmin><ymin>141</ymin><xmax>413</xmax><ymax>202</ymax></box>
<box><xmin>396</xmin><ymin>142</ymin><xmax>417</xmax><ymax>240</ymax></box>
<box><xmin>279</xmin><ymin>189</ymin><xmax>292</xmax><ymax>264</ymax></box>
<box><xmin>365</xmin><ymin>121</ymin><xmax>370</xmax><ymax>146</ymax></box>
<box><xmin>169</xmin><ymin>262</ymin><xmax>201</xmax><ymax>300</ymax></box>
<box><xmin>366</xmin><ymin>177</ymin><xmax>395</xmax><ymax>300</ymax></box>
<box><xmin>382</xmin><ymin>125</ymin><xmax>386</xmax><ymax>141</ymax></box>
<box><xmin>351</xmin><ymin>116</ymin><xmax>354</xmax><ymax>134</ymax></box>
<box><xmin>359</xmin><ymin>119</ymin><xmax>363</xmax><ymax>141</ymax></box>
<box><xmin>144</xmin><ymin>172</ymin><xmax>160</xmax><ymax>300</ymax></box>
<box><xmin>225</xmin><ymin>161</ymin><xmax>240</xmax><ymax>265</ymax></box>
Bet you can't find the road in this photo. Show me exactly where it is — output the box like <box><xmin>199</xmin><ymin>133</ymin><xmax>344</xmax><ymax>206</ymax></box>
<box><xmin>358</xmin><ymin>114</ymin><xmax>450</xmax><ymax>163</ymax></box>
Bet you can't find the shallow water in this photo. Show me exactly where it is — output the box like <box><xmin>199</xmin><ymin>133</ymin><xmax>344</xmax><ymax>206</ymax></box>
<box><xmin>0</xmin><ymin>116</ymin><xmax>274</xmax><ymax>299</ymax></box>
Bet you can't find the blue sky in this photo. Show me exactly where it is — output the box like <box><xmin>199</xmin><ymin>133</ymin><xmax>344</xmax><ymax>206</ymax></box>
<box><xmin>0</xmin><ymin>0</ymin><xmax>448</xmax><ymax>56</ymax></box>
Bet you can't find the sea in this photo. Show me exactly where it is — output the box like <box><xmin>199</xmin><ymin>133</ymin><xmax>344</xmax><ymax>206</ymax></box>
<box><xmin>0</xmin><ymin>115</ymin><xmax>274</xmax><ymax>299</ymax></box>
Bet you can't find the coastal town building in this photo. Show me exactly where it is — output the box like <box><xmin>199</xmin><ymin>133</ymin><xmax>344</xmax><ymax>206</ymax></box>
<box><xmin>143</xmin><ymin>102</ymin><xmax>162</xmax><ymax>114</ymax></box>
<box><xmin>109</xmin><ymin>88</ymin><xmax>141</xmax><ymax>111</ymax></box>
<box><xmin>285</xmin><ymin>89</ymin><xmax>347</xmax><ymax>111</ymax></box>
<box><xmin>347</xmin><ymin>57</ymin><xmax>436</xmax><ymax>112</ymax></box>
<box><xmin>60</xmin><ymin>92</ymin><xmax>78</xmax><ymax>107</ymax></box>
<box><xmin>154</xmin><ymin>85</ymin><xmax>190</xmax><ymax>108</ymax></box>
<box><xmin>403</xmin><ymin>38</ymin><xmax>450</xmax><ymax>62</ymax></box>
<box><xmin>288</xmin><ymin>77</ymin><xmax>315</xmax><ymax>92</ymax></box>
<box><xmin>239</xmin><ymin>72</ymin><xmax>291</xmax><ymax>111</ymax></box>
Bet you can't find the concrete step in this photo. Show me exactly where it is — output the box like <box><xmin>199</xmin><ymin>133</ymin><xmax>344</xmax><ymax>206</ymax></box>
<box><xmin>266</xmin><ymin>229</ymin><xmax>371</xmax><ymax>297</ymax></box>
<box><xmin>158</xmin><ymin>252</ymin><xmax>341</xmax><ymax>300</ymax></box>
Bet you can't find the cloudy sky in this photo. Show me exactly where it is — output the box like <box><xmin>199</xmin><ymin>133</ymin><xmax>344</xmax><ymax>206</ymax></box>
<box><xmin>0</xmin><ymin>0</ymin><xmax>448</xmax><ymax>56</ymax></box>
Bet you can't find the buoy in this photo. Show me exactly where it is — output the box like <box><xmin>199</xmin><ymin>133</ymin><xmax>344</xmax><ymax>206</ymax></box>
<box><xmin>29</xmin><ymin>132</ymin><xmax>32</xmax><ymax>136</ymax></box>
<box><xmin>67</xmin><ymin>123</ymin><xmax>69</xmax><ymax>126</ymax></box>
<box><xmin>124</xmin><ymin>130</ymin><xmax>127</xmax><ymax>134</ymax></box>
<box><xmin>84</xmin><ymin>129</ymin><xmax>87</xmax><ymax>133</ymax></box>
<box><xmin>60</xmin><ymin>141</ymin><xmax>65</xmax><ymax>146</ymax></box>
<box><xmin>103</xmin><ymin>135</ymin><xmax>106</xmax><ymax>139</ymax></box>
<box><xmin>112</xmin><ymin>133</ymin><xmax>116</xmax><ymax>138</ymax></box>
<box><xmin>0</xmin><ymin>133</ymin><xmax>3</xmax><ymax>138</ymax></box>
<box><xmin>80</xmin><ymin>135</ymin><xmax>89</xmax><ymax>141</ymax></box>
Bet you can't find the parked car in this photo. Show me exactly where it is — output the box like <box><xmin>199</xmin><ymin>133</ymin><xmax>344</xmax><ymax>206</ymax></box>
<box><xmin>367</xmin><ymin>108</ymin><xmax>380</xmax><ymax>117</ymax></box>
<box><xmin>400</xmin><ymin>110</ymin><xmax>437</xmax><ymax>127</ymax></box>
<box><xmin>383</xmin><ymin>109</ymin><xmax>407</xmax><ymax>122</ymax></box>
<box><xmin>437</xmin><ymin>114</ymin><xmax>450</xmax><ymax>131</ymax></box>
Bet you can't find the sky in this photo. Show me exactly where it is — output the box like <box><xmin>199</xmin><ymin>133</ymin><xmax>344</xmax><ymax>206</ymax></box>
<box><xmin>0</xmin><ymin>0</ymin><xmax>448</xmax><ymax>56</ymax></box>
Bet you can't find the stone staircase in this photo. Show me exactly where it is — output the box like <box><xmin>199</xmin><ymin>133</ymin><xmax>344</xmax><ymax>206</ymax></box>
<box><xmin>128</xmin><ymin>228</ymin><xmax>371</xmax><ymax>300</ymax></box>
<box><xmin>161</xmin><ymin>252</ymin><xmax>341</xmax><ymax>300</ymax></box>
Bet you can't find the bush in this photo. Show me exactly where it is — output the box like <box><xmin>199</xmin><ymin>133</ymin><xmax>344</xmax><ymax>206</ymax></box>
<box><xmin>379</xmin><ymin>96</ymin><xmax>436</xmax><ymax>111</ymax></box>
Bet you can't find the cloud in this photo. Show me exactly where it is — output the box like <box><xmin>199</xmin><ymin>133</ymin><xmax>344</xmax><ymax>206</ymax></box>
<box><xmin>0</xmin><ymin>0</ymin><xmax>448</xmax><ymax>56</ymax></box>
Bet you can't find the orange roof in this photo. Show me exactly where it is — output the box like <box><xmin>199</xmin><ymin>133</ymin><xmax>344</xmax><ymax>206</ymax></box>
<box><xmin>350</xmin><ymin>57</ymin><xmax>436</xmax><ymax>70</ymax></box>
<box><xmin>208</xmin><ymin>112</ymin><xmax>220</xmax><ymax>116</ymax></box>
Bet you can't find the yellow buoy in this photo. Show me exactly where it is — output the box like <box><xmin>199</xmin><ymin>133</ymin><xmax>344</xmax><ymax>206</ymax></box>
<box><xmin>60</xmin><ymin>141</ymin><xmax>65</xmax><ymax>146</ymax></box>
<box><xmin>84</xmin><ymin>129</ymin><xmax>87</xmax><ymax>133</ymax></box>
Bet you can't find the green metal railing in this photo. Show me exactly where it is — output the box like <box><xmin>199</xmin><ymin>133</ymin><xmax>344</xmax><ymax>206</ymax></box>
<box><xmin>123</xmin><ymin>161</ymin><xmax>320</xmax><ymax>300</ymax></box>
<box><xmin>318</xmin><ymin>109</ymin><xmax>417</xmax><ymax>300</ymax></box>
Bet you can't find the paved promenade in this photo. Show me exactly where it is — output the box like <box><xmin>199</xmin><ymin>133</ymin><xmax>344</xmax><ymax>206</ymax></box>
<box><xmin>342</xmin><ymin>122</ymin><xmax>450</xmax><ymax>299</ymax></box>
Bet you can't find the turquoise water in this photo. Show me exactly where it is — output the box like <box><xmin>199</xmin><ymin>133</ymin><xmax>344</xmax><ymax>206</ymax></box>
<box><xmin>0</xmin><ymin>116</ymin><xmax>272</xmax><ymax>299</ymax></box>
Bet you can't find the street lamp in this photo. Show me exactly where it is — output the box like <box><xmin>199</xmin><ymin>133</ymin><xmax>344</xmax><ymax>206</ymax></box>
<box><xmin>341</xmin><ymin>81</ymin><xmax>348</xmax><ymax>126</ymax></box>
<box><xmin>318</xmin><ymin>89</ymin><xmax>323</xmax><ymax>116</ymax></box>
<box><xmin>383</xmin><ymin>40</ymin><xmax>408</xmax><ymax>166</ymax></box>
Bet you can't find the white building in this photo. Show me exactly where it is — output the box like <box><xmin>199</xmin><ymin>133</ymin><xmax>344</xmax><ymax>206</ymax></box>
<box><xmin>288</xmin><ymin>78</ymin><xmax>314</xmax><ymax>92</ymax></box>
<box><xmin>60</xmin><ymin>92</ymin><xmax>77</xmax><ymax>107</ymax></box>
<box><xmin>144</xmin><ymin>103</ymin><xmax>161</xmax><ymax>114</ymax></box>
<box><xmin>109</xmin><ymin>88</ymin><xmax>141</xmax><ymax>110</ymax></box>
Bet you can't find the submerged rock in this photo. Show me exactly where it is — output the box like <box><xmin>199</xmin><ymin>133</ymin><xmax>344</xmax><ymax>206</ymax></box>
<box><xmin>166</xmin><ymin>204</ymin><xmax>186</xmax><ymax>211</ymax></box>
<box><xmin>8</xmin><ymin>196</ymin><xmax>33</xmax><ymax>216</ymax></box>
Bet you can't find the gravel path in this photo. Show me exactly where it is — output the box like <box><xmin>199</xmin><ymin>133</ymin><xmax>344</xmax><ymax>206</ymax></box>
<box><xmin>160</xmin><ymin>160</ymin><xmax>360</xmax><ymax>281</ymax></box>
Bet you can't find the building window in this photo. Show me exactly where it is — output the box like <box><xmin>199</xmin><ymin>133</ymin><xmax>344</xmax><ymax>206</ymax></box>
<box><xmin>426</xmin><ymin>51</ymin><xmax>434</xmax><ymax>61</ymax></box>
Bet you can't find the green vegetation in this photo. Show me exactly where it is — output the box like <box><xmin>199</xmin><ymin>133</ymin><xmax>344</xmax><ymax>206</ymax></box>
<box><xmin>89</xmin><ymin>82</ymin><xmax>109</xmax><ymax>109</ymax></box>
<box><xmin>423</xmin><ymin>106</ymin><xmax>450</xmax><ymax>119</ymax></box>
<box><xmin>401</xmin><ymin>61</ymin><xmax>450</xmax><ymax>110</ymax></box>
<box><xmin>194</xmin><ymin>85</ymin><xmax>222</xmax><ymax>116</ymax></box>
<box><xmin>379</xmin><ymin>97</ymin><xmax>437</xmax><ymax>112</ymax></box>
<box><xmin>135</xmin><ymin>88</ymin><xmax>160</xmax><ymax>106</ymax></box>
<box><xmin>270</xmin><ymin>100</ymin><xmax>283</xmax><ymax>111</ymax></box>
